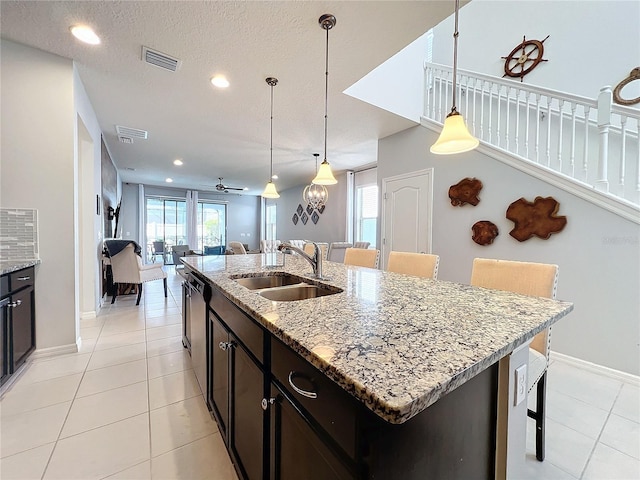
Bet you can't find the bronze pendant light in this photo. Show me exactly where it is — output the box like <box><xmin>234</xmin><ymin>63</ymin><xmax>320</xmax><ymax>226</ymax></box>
<box><xmin>262</xmin><ymin>77</ymin><xmax>280</xmax><ymax>198</ymax></box>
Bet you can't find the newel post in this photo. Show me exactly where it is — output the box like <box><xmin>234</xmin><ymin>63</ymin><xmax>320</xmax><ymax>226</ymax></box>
<box><xmin>595</xmin><ymin>86</ymin><xmax>612</xmax><ymax>192</ymax></box>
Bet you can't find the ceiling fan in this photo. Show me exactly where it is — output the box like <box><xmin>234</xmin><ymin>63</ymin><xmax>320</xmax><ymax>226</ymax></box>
<box><xmin>214</xmin><ymin>178</ymin><xmax>246</xmax><ymax>193</ymax></box>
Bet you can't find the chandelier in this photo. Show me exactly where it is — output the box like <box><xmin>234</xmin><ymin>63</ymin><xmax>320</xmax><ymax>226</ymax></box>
<box><xmin>303</xmin><ymin>153</ymin><xmax>328</xmax><ymax>209</ymax></box>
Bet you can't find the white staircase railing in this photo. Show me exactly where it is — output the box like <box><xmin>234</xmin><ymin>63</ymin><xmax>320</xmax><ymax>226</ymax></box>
<box><xmin>423</xmin><ymin>62</ymin><xmax>640</xmax><ymax>222</ymax></box>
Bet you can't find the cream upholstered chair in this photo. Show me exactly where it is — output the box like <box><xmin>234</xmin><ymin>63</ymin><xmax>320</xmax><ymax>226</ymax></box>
<box><xmin>327</xmin><ymin>242</ymin><xmax>352</xmax><ymax>263</ymax></box>
<box><xmin>470</xmin><ymin>258</ymin><xmax>559</xmax><ymax>462</ymax></box>
<box><xmin>288</xmin><ymin>239</ymin><xmax>306</xmax><ymax>250</ymax></box>
<box><xmin>106</xmin><ymin>242</ymin><xmax>167</xmax><ymax>305</ymax></box>
<box><xmin>353</xmin><ymin>241</ymin><xmax>370</xmax><ymax>249</ymax></box>
<box><xmin>260</xmin><ymin>239</ymin><xmax>281</xmax><ymax>253</ymax></box>
<box><xmin>303</xmin><ymin>242</ymin><xmax>328</xmax><ymax>260</ymax></box>
<box><xmin>387</xmin><ymin>251</ymin><xmax>440</xmax><ymax>279</ymax></box>
<box><xmin>343</xmin><ymin>247</ymin><xmax>380</xmax><ymax>269</ymax></box>
<box><xmin>228</xmin><ymin>241</ymin><xmax>247</xmax><ymax>254</ymax></box>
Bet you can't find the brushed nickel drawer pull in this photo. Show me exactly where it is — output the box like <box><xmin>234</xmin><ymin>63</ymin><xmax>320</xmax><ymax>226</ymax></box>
<box><xmin>288</xmin><ymin>371</ymin><xmax>317</xmax><ymax>399</ymax></box>
<box><xmin>8</xmin><ymin>300</ymin><xmax>22</xmax><ymax>308</ymax></box>
<box><xmin>17</xmin><ymin>276</ymin><xmax>31</xmax><ymax>281</ymax></box>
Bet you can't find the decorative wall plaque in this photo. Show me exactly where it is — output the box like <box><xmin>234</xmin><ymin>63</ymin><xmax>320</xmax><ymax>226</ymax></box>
<box><xmin>311</xmin><ymin>211</ymin><xmax>320</xmax><ymax>224</ymax></box>
<box><xmin>296</xmin><ymin>204</ymin><xmax>303</xmax><ymax>216</ymax></box>
<box><xmin>306</xmin><ymin>204</ymin><xmax>314</xmax><ymax>215</ymax></box>
<box><xmin>449</xmin><ymin>177</ymin><xmax>483</xmax><ymax>206</ymax></box>
<box><xmin>301</xmin><ymin>212</ymin><xmax>308</xmax><ymax>225</ymax></box>
<box><xmin>292</xmin><ymin>213</ymin><xmax>298</xmax><ymax>225</ymax></box>
<box><xmin>317</xmin><ymin>204</ymin><xmax>325</xmax><ymax>214</ymax></box>
<box><xmin>506</xmin><ymin>196</ymin><xmax>567</xmax><ymax>241</ymax></box>
<box><xmin>472</xmin><ymin>221</ymin><xmax>499</xmax><ymax>245</ymax></box>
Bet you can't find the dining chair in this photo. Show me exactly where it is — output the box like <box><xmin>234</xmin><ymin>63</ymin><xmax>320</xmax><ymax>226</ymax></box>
<box><xmin>260</xmin><ymin>239</ymin><xmax>281</xmax><ymax>253</ymax></box>
<box><xmin>106</xmin><ymin>242</ymin><xmax>167</xmax><ymax>305</ymax></box>
<box><xmin>343</xmin><ymin>247</ymin><xmax>380</xmax><ymax>269</ymax></box>
<box><xmin>327</xmin><ymin>242</ymin><xmax>352</xmax><ymax>263</ymax></box>
<box><xmin>303</xmin><ymin>242</ymin><xmax>328</xmax><ymax>260</ymax></box>
<box><xmin>353</xmin><ymin>241</ymin><xmax>370</xmax><ymax>249</ymax></box>
<box><xmin>152</xmin><ymin>240</ymin><xmax>168</xmax><ymax>264</ymax></box>
<box><xmin>172</xmin><ymin>245</ymin><xmax>194</xmax><ymax>273</ymax></box>
<box><xmin>470</xmin><ymin>257</ymin><xmax>559</xmax><ymax>462</ymax></box>
<box><xmin>386</xmin><ymin>251</ymin><xmax>439</xmax><ymax>279</ymax></box>
<box><xmin>288</xmin><ymin>239</ymin><xmax>306</xmax><ymax>250</ymax></box>
<box><xmin>229</xmin><ymin>241</ymin><xmax>247</xmax><ymax>254</ymax></box>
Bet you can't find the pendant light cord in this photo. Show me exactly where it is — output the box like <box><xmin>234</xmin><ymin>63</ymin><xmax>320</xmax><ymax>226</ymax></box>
<box><xmin>323</xmin><ymin>25</ymin><xmax>329</xmax><ymax>162</ymax></box>
<box><xmin>270</xmin><ymin>83</ymin><xmax>274</xmax><ymax>179</ymax></box>
<box><xmin>451</xmin><ymin>0</ymin><xmax>460</xmax><ymax>114</ymax></box>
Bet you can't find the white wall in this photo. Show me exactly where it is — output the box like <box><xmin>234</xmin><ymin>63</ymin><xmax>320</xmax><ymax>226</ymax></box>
<box><xmin>433</xmin><ymin>0</ymin><xmax>640</xmax><ymax>100</ymax></box>
<box><xmin>276</xmin><ymin>172</ymin><xmax>349</xmax><ymax>244</ymax></box>
<box><xmin>1</xmin><ymin>40</ymin><xmax>78</xmax><ymax>352</ymax></box>
<box><xmin>74</xmin><ymin>66</ymin><xmax>104</xmax><ymax>319</ymax></box>
<box><xmin>378</xmin><ymin>125</ymin><xmax>640</xmax><ymax>376</ymax></box>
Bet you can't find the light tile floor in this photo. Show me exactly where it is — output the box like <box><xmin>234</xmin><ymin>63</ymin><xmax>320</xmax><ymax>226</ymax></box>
<box><xmin>0</xmin><ymin>269</ymin><xmax>638</xmax><ymax>479</ymax></box>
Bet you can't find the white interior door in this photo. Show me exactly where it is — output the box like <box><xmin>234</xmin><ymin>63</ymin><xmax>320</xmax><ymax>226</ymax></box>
<box><xmin>381</xmin><ymin>169</ymin><xmax>434</xmax><ymax>270</ymax></box>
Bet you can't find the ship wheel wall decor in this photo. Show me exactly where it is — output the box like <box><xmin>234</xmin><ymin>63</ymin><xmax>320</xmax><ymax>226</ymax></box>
<box><xmin>501</xmin><ymin>35</ymin><xmax>549</xmax><ymax>82</ymax></box>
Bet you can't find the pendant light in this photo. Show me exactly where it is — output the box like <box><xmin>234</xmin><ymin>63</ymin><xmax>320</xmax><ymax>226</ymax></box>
<box><xmin>312</xmin><ymin>14</ymin><xmax>338</xmax><ymax>185</ymax></box>
<box><xmin>430</xmin><ymin>0</ymin><xmax>479</xmax><ymax>155</ymax></box>
<box><xmin>303</xmin><ymin>153</ymin><xmax>328</xmax><ymax>208</ymax></box>
<box><xmin>262</xmin><ymin>77</ymin><xmax>280</xmax><ymax>198</ymax></box>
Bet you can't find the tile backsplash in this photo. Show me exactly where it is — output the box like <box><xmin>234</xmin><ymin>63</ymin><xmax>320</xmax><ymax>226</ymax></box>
<box><xmin>0</xmin><ymin>208</ymin><xmax>39</xmax><ymax>261</ymax></box>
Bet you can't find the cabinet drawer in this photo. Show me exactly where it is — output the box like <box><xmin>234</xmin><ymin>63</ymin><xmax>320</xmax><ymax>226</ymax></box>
<box><xmin>271</xmin><ymin>337</ymin><xmax>357</xmax><ymax>460</ymax></box>
<box><xmin>10</xmin><ymin>267</ymin><xmax>34</xmax><ymax>291</ymax></box>
<box><xmin>209</xmin><ymin>287</ymin><xmax>264</xmax><ymax>365</ymax></box>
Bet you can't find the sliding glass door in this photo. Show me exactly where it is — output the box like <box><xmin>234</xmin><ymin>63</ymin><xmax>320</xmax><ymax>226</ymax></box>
<box><xmin>145</xmin><ymin>196</ymin><xmax>227</xmax><ymax>260</ymax></box>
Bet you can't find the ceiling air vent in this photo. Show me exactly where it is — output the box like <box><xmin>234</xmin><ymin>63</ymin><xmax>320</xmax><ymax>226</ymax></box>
<box><xmin>142</xmin><ymin>46</ymin><xmax>181</xmax><ymax>72</ymax></box>
<box><xmin>115</xmin><ymin>125</ymin><xmax>148</xmax><ymax>140</ymax></box>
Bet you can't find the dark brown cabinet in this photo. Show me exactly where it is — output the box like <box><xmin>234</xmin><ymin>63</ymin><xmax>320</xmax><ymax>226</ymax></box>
<box><xmin>208</xmin><ymin>288</ymin><xmax>266</xmax><ymax>480</ymax></box>
<box><xmin>268</xmin><ymin>382</ymin><xmax>353</xmax><ymax>480</ymax></box>
<box><xmin>1</xmin><ymin>266</ymin><xmax>36</xmax><ymax>387</ymax></box>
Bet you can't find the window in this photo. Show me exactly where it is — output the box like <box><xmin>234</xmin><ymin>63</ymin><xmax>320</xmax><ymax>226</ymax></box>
<box><xmin>265</xmin><ymin>203</ymin><xmax>277</xmax><ymax>241</ymax></box>
<box><xmin>197</xmin><ymin>202</ymin><xmax>226</xmax><ymax>251</ymax></box>
<box><xmin>355</xmin><ymin>184</ymin><xmax>378</xmax><ymax>248</ymax></box>
<box><xmin>145</xmin><ymin>196</ymin><xmax>226</xmax><ymax>254</ymax></box>
<box><xmin>145</xmin><ymin>197</ymin><xmax>187</xmax><ymax>250</ymax></box>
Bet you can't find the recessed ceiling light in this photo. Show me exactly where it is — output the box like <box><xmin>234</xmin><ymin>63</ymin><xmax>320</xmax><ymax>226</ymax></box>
<box><xmin>243</xmin><ymin>187</ymin><xmax>249</xmax><ymax>191</ymax></box>
<box><xmin>271</xmin><ymin>174</ymin><xmax>279</xmax><ymax>180</ymax></box>
<box><xmin>173</xmin><ymin>159</ymin><xmax>183</xmax><ymax>166</ymax></box>
<box><xmin>210</xmin><ymin>75</ymin><xmax>230</xmax><ymax>88</ymax></box>
<box><xmin>165</xmin><ymin>178</ymin><xmax>173</xmax><ymax>183</ymax></box>
<box><xmin>70</xmin><ymin>25</ymin><xmax>101</xmax><ymax>45</ymax></box>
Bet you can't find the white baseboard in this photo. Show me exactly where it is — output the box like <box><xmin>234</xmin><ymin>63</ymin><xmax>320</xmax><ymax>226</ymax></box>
<box><xmin>31</xmin><ymin>343</ymin><xmax>79</xmax><ymax>360</ymax></box>
<box><xmin>80</xmin><ymin>310</ymin><xmax>97</xmax><ymax>320</ymax></box>
<box><xmin>551</xmin><ymin>351</ymin><xmax>640</xmax><ymax>387</ymax></box>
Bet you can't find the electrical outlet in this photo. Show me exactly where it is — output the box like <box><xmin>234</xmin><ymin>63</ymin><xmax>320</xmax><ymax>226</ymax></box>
<box><xmin>515</xmin><ymin>364</ymin><xmax>527</xmax><ymax>406</ymax></box>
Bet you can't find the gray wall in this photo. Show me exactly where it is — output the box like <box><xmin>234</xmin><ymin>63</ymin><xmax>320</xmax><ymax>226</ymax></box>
<box><xmin>276</xmin><ymin>172</ymin><xmax>349</xmax><ymax>244</ymax></box>
<box><xmin>1</xmin><ymin>40</ymin><xmax>77</xmax><ymax>351</ymax></box>
<box><xmin>120</xmin><ymin>184</ymin><xmax>262</xmax><ymax>250</ymax></box>
<box><xmin>378</xmin><ymin>125</ymin><xmax>640</xmax><ymax>376</ymax></box>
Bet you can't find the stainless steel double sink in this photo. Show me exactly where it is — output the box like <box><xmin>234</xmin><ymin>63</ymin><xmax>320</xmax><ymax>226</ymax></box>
<box><xmin>232</xmin><ymin>273</ymin><xmax>341</xmax><ymax>302</ymax></box>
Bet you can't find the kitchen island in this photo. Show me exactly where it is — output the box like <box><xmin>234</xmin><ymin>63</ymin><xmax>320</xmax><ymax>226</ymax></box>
<box><xmin>182</xmin><ymin>253</ymin><xmax>573</xmax><ymax>480</ymax></box>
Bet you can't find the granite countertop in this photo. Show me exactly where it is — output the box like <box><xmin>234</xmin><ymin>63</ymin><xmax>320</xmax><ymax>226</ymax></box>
<box><xmin>0</xmin><ymin>259</ymin><xmax>41</xmax><ymax>276</ymax></box>
<box><xmin>182</xmin><ymin>253</ymin><xmax>573</xmax><ymax>424</ymax></box>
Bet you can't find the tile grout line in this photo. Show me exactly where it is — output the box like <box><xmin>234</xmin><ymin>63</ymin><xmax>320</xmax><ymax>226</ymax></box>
<box><xmin>39</xmin><ymin>306</ymin><xmax>107</xmax><ymax>480</ymax></box>
<box><xmin>578</xmin><ymin>382</ymin><xmax>625</xmax><ymax>479</ymax></box>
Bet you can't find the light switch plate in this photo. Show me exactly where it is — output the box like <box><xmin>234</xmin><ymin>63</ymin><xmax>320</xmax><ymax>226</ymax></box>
<box><xmin>515</xmin><ymin>364</ymin><xmax>527</xmax><ymax>406</ymax></box>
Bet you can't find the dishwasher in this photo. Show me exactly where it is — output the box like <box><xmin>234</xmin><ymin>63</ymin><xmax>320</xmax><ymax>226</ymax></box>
<box><xmin>187</xmin><ymin>273</ymin><xmax>210</xmax><ymax>398</ymax></box>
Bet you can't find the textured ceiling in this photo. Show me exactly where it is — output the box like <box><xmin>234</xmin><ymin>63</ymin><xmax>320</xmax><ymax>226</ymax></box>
<box><xmin>1</xmin><ymin>1</ymin><xmax>456</xmax><ymax>195</ymax></box>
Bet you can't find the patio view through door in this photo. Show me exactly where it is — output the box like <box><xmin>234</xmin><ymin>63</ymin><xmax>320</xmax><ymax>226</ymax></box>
<box><xmin>146</xmin><ymin>196</ymin><xmax>226</xmax><ymax>262</ymax></box>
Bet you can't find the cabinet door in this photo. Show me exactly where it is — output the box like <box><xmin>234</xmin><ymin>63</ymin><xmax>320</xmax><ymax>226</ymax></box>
<box><xmin>230</xmin><ymin>339</ymin><xmax>265</xmax><ymax>480</ymax></box>
<box><xmin>269</xmin><ymin>383</ymin><xmax>353</xmax><ymax>480</ymax></box>
<box><xmin>10</xmin><ymin>286</ymin><xmax>35</xmax><ymax>371</ymax></box>
<box><xmin>1</xmin><ymin>300</ymin><xmax>8</xmax><ymax>385</ymax></box>
<box><xmin>210</xmin><ymin>314</ymin><xmax>229</xmax><ymax>439</ymax></box>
